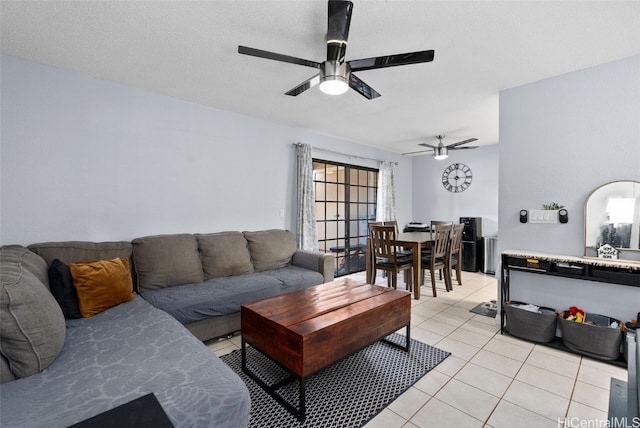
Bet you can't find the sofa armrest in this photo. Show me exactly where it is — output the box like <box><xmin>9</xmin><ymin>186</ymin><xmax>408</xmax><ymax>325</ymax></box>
<box><xmin>291</xmin><ymin>250</ymin><xmax>334</xmax><ymax>283</ymax></box>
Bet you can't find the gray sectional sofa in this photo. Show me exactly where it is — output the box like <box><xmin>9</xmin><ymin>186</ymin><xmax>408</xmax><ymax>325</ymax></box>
<box><xmin>0</xmin><ymin>229</ymin><xmax>333</xmax><ymax>427</ymax></box>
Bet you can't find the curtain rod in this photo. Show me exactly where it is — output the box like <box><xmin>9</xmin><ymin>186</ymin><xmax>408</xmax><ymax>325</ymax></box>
<box><xmin>293</xmin><ymin>142</ymin><xmax>398</xmax><ymax>165</ymax></box>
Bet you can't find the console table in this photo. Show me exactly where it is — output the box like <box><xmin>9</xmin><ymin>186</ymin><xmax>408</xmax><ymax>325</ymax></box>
<box><xmin>500</xmin><ymin>251</ymin><xmax>640</xmax><ymax>364</ymax></box>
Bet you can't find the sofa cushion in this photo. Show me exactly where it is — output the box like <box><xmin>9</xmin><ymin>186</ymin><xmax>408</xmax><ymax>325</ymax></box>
<box><xmin>133</xmin><ymin>234</ymin><xmax>203</xmax><ymax>291</ymax></box>
<box><xmin>13</xmin><ymin>247</ymin><xmax>51</xmax><ymax>289</ymax></box>
<box><xmin>243</xmin><ymin>229</ymin><xmax>297</xmax><ymax>272</ymax></box>
<box><xmin>69</xmin><ymin>258</ymin><xmax>135</xmax><ymax>317</ymax></box>
<box><xmin>0</xmin><ymin>245</ymin><xmax>66</xmax><ymax>380</ymax></box>
<box><xmin>28</xmin><ymin>241</ymin><xmax>133</xmax><ymax>266</ymax></box>
<box><xmin>48</xmin><ymin>259</ymin><xmax>82</xmax><ymax>319</ymax></box>
<box><xmin>196</xmin><ymin>232</ymin><xmax>253</xmax><ymax>279</ymax></box>
<box><xmin>141</xmin><ymin>273</ymin><xmax>284</xmax><ymax>324</ymax></box>
<box><xmin>0</xmin><ymin>354</ymin><xmax>16</xmax><ymax>383</ymax></box>
<box><xmin>261</xmin><ymin>265</ymin><xmax>325</xmax><ymax>289</ymax></box>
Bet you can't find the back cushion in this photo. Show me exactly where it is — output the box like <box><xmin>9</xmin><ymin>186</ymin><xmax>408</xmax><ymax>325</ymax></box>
<box><xmin>133</xmin><ymin>234</ymin><xmax>203</xmax><ymax>291</ymax></box>
<box><xmin>0</xmin><ymin>246</ymin><xmax>65</xmax><ymax>381</ymax></box>
<box><xmin>196</xmin><ymin>232</ymin><xmax>254</xmax><ymax>279</ymax></box>
<box><xmin>243</xmin><ymin>230</ymin><xmax>297</xmax><ymax>272</ymax></box>
<box><xmin>28</xmin><ymin>241</ymin><xmax>133</xmax><ymax>266</ymax></box>
<box><xmin>29</xmin><ymin>241</ymin><xmax>136</xmax><ymax>291</ymax></box>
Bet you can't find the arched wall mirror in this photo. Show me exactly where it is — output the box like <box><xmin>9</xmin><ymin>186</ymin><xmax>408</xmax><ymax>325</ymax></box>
<box><xmin>584</xmin><ymin>180</ymin><xmax>640</xmax><ymax>262</ymax></box>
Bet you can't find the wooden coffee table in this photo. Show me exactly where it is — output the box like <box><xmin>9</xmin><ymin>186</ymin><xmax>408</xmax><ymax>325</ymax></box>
<box><xmin>241</xmin><ymin>277</ymin><xmax>411</xmax><ymax>421</ymax></box>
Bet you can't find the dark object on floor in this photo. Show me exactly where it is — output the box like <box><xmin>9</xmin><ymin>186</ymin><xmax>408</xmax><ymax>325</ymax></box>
<box><xmin>470</xmin><ymin>300</ymin><xmax>497</xmax><ymax>318</ymax></box>
<box><xmin>221</xmin><ymin>333</ymin><xmax>450</xmax><ymax>428</ymax></box>
<box><xmin>69</xmin><ymin>393</ymin><xmax>173</xmax><ymax>428</ymax></box>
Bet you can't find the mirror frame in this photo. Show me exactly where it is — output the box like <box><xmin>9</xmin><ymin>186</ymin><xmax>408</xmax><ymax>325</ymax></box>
<box><xmin>584</xmin><ymin>179</ymin><xmax>640</xmax><ymax>262</ymax></box>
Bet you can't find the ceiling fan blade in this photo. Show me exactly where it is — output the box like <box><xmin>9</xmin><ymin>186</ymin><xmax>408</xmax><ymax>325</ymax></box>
<box><xmin>446</xmin><ymin>138</ymin><xmax>478</xmax><ymax>149</ymax></box>
<box><xmin>449</xmin><ymin>146</ymin><xmax>479</xmax><ymax>150</ymax></box>
<box><xmin>402</xmin><ymin>149</ymin><xmax>433</xmax><ymax>155</ymax></box>
<box><xmin>285</xmin><ymin>74</ymin><xmax>321</xmax><ymax>96</ymax></box>
<box><xmin>348</xmin><ymin>74</ymin><xmax>381</xmax><ymax>99</ymax></box>
<box><xmin>238</xmin><ymin>46</ymin><xmax>321</xmax><ymax>69</ymax></box>
<box><xmin>418</xmin><ymin>143</ymin><xmax>437</xmax><ymax>149</ymax></box>
<box><xmin>348</xmin><ymin>50</ymin><xmax>435</xmax><ymax>72</ymax></box>
<box><xmin>326</xmin><ymin>1</ymin><xmax>353</xmax><ymax>62</ymax></box>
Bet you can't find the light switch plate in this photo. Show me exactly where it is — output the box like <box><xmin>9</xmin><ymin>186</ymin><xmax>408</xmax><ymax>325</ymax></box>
<box><xmin>528</xmin><ymin>209</ymin><xmax>559</xmax><ymax>223</ymax></box>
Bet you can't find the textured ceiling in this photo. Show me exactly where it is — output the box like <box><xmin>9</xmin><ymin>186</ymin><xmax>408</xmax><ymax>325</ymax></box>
<box><xmin>2</xmin><ymin>1</ymin><xmax>639</xmax><ymax>155</ymax></box>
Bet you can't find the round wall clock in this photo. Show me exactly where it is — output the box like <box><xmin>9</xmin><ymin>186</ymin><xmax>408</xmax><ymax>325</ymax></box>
<box><xmin>442</xmin><ymin>163</ymin><xmax>473</xmax><ymax>193</ymax></box>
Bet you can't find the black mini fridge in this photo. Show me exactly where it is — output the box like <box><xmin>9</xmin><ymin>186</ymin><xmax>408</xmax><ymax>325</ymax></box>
<box><xmin>460</xmin><ymin>217</ymin><xmax>483</xmax><ymax>272</ymax></box>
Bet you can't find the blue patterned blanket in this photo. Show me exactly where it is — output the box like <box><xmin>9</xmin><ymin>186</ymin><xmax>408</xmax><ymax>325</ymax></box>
<box><xmin>0</xmin><ymin>296</ymin><xmax>250</xmax><ymax>427</ymax></box>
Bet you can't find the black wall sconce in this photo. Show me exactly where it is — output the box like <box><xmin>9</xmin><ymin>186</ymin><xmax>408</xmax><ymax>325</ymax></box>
<box><xmin>519</xmin><ymin>210</ymin><xmax>528</xmax><ymax>223</ymax></box>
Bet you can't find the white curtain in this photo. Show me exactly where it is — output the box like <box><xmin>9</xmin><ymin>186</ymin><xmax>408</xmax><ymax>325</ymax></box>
<box><xmin>295</xmin><ymin>143</ymin><xmax>319</xmax><ymax>251</ymax></box>
<box><xmin>376</xmin><ymin>161</ymin><xmax>397</xmax><ymax>222</ymax></box>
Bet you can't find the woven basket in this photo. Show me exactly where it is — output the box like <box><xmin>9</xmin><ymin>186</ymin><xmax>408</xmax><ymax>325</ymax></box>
<box><xmin>559</xmin><ymin>313</ymin><xmax>622</xmax><ymax>361</ymax></box>
<box><xmin>504</xmin><ymin>301</ymin><xmax>558</xmax><ymax>343</ymax></box>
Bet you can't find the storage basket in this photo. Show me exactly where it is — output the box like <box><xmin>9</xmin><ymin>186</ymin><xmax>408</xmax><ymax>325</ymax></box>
<box><xmin>504</xmin><ymin>301</ymin><xmax>558</xmax><ymax>343</ymax></box>
<box><xmin>558</xmin><ymin>312</ymin><xmax>622</xmax><ymax>361</ymax></box>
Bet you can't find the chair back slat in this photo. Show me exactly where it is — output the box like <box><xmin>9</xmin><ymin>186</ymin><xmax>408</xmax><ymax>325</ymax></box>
<box><xmin>432</xmin><ymin>224</ymin><xmax>452</xmax><ymax>258</ymax></box>
<box><xmin>369</xmin><ymin>225</ymin><xmax>396</xmax><ymax>260</ymax></box>
<box><xmin>450</xmin><ymin>224</ymin><xmax>464</xmax><ymax>256</ymax></box>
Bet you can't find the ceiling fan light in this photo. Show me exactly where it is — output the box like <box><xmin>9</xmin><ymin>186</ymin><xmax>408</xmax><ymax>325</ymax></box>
<box><xmin>434</xmin><ymin>146</ymin><xmax>448</xmax><ymax>160</ymax></box>
<box><xmin>319</xmin><ymin>77</ymin><xmax>349</xmax><ymax>95</ymax></box>
<box><xmin>319</xmin><ymin>60</ymin><xmax>350</xmax><ymax>95</ymax></box>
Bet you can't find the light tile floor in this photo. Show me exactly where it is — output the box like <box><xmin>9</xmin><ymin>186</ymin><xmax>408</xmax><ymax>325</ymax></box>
<box><xmin>206</xmin><ymin>271</ymin><xmax>628</xmax><ymax>428</ymax></box>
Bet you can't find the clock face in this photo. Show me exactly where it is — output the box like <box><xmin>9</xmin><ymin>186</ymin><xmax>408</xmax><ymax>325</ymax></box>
<box><xmin>442</xmin><ymin>163</ymin><xmax>473</xmax><ymax>193</ymax></box>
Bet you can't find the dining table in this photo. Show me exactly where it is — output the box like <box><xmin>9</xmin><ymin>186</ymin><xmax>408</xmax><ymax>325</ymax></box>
<box><xmin>365</xmin><ymin>231</ymin><xmax>433</xmax><ymax>300</ymax></box>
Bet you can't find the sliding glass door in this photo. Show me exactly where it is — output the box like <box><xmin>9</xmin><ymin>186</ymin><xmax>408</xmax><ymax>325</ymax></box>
<box><xmin>313</xmin><ymin>160</ymin><xmax>378</xmax><ymax>277</ymax></box>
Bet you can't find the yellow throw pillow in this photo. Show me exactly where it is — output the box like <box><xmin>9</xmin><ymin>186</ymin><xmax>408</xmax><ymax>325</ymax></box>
<box><xmin>69</xmin><ymin>257</ymin><xmax>134</xmax><ymax>317</ymax></box>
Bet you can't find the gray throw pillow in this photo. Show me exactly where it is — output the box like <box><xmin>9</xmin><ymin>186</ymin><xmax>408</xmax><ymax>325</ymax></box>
<box><xmin>0</xmin><ymin>246</ymin><xmax>66</xmax><ymax>380</ymax></box>
<box><xmin>243</xmin><ymin>230</ymin><xmax>297</xmax><ymax>272</ymax></box>
<box><xmin>196</xmin><ymin>232</ymin><xmax>254</xmax><ymax>279</ymax></box>
<box><xmin>0</xmin><ymin>354</ymin><xmax>16</xmax><ymax>383</ymax></box>
<box><xmin>133</xmin><ymin>234</ymin><xmax>204</xmax><ymax>291</ymax></box>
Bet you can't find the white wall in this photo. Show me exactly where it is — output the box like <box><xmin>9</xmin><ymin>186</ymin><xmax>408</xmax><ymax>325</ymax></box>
<box><xmin>412</xmin><ymin>144</ymin><xmax>499</xmax><ymax>237</ymax></box>
<box><xmin>499</xmin><ymin>55</ymin><xmax>640</xmax><ymax>321</ymax></box>
<box><xmin>0</xmin><ymin>55</ymin><xmax>412</xmax><ymax>246</ymax></box>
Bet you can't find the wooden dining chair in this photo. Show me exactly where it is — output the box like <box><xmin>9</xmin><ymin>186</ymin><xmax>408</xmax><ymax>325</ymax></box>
<box><xmin>429</xmin><ymin>220</ymin><xmax>453</xmax><ymax>239</ymax></box>
<box><xmin>423</xmin><ymin>220</ymin><xmax>453</xmax><ymax>279</ymax></box>
<box><xmin>383</xmin><ymin>220</ymin><xmax>399</xmax><ymax>233</ymax></box>
<box><xmin>445</xmin><ymin>224</ymin><xmax>464</xmax><ymax>289</ymax></box>
<box><xmin>421</xmin><ymin>224</ymin><xmax>452</xmax><ymax>297</ymax></box>
<box><xmin>369</xmin><ymin>224</ymin><xmax>413</xmax><ymax>291</ymax></box>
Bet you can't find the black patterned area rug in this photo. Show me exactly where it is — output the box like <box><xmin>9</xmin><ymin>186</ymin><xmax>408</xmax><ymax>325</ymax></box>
<box><xmin>220</xmin><ymin>333</ymin><xmax>450</xmax><ymax>428</ymax></box>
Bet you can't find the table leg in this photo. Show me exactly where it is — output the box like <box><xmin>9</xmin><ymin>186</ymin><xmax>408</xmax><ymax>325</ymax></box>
<box><xmin>299</xmin><ymin>377</ymin><xmax>306</xmax><ymax>422</ymax></box>
<box><xmin>413</xmin><ymin>242</ymin><xmax>421</xmax><ymax>299</ymax></box>
<box><xmin>241</xmin><ymin>338</ymin><xmax>246</xmax><ymax>371</ymax></box>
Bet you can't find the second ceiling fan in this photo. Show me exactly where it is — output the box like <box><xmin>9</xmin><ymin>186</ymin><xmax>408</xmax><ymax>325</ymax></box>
<box><xmin>403</xmin><ymin>135</ymin><xmax>479</xmax><ymax>159</ymax></box>
<box><xmin>238</xmin><ymin>0</ymin><xmax>435</xmax><ymax>99</ymax></box>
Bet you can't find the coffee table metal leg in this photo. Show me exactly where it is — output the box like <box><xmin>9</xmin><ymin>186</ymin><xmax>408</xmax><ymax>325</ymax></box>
<box><xmin>240</xmin><ymin>341</ymin><xmax>307</xmax><ymax>421</ymax></box>
<box><xmin>241</xmin><ymin>338</ymin><xmax>246</xmax><ymax>372</ymax></box>
<box><xmin>381</xmin><ymin>323</ymin><xmax>411</xmax><ymax>352</ymax></box>
<box><xmin>299</xmin><ymin>377</ymin><xmax>306</xmax><ymax>422</ymax></box>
